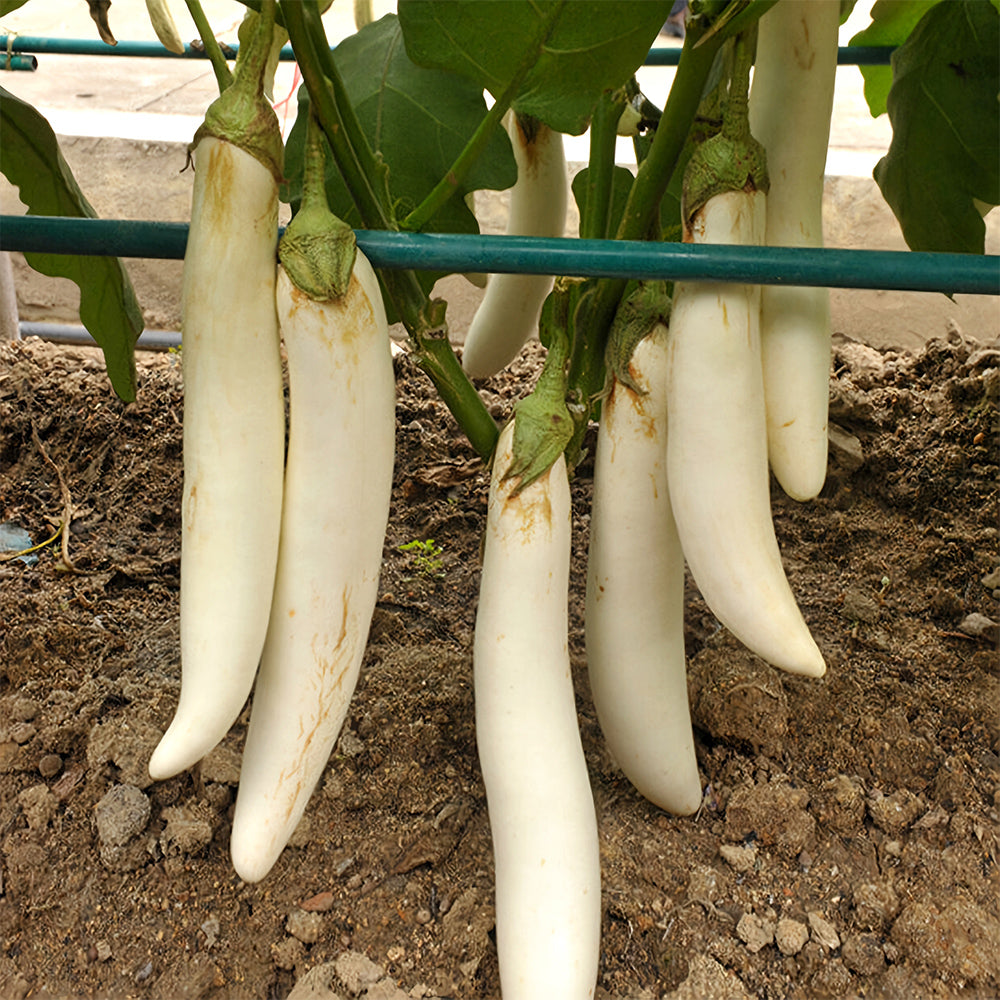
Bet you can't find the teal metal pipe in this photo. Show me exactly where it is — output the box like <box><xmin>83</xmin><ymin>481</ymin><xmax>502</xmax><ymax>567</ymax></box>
<box><xmin>0</xmin><ymin>36</ymin><xmax>894</xmax><ymax>65</ymax></box>
<box><xmin>0</xmin><ymin>54</ymin><xmax>37</xmax><ymax>71</ymax></box>
<box><xmin>2</xmin><ymin>215</ymin><xmax>997</xmax><ymax>296</ymax></box>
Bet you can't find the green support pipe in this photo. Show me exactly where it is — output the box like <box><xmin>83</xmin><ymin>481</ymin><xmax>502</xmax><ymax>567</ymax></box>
<box><xmin>0</xmin><ymin>35</ymin><xmax>895</xmax><ymax>65</ymax></box>
<box><xmin>2</xmin><ymin>216</ymin><xmax>998</xmax><ymax>296</ymax></box>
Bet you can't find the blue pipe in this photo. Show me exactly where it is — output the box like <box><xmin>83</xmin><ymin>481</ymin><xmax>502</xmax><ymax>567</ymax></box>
<box><xmin>2</xmin><ymin>216</ymin><xmax>997</xmax><ymax>296</ymax></box>
<box><xmin>1</xmin><ymin>54</ymin><xmax>37</xmax><ymax>71</ymax></box>
<box><xmin>0</xmin><ymin>36</ymin><xmax>895</xmax><ymax>66</ymax></box>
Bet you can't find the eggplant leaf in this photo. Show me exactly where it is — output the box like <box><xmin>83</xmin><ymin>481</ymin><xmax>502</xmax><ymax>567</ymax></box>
<box><xmin>873</xmin><ymin>0</ymin><xmax>999</xmax><ymax>254</ymax></box>
<box><xmin>397</xmin><ymin>0</ymin><xmax>673</xmax><ymax>135</ymax></box>
<box><xmin>849</xmin><ymin>0</ymin><xmax>943</xmax><ymax>117</ymax></box>
<box><xmin>0</xmin><ymin>87</ymin><xmax>142</xmax><ymax>401</ymax></box>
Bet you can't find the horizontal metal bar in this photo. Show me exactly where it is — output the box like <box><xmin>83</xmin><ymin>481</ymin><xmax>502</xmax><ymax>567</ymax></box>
<box><xmin>0</xmin><ymin>35</ymin><xmax>895</xmax><ymax>66</ymax></box>
<box><xmin>0</xmin><ymin>54</ymin><xmax>38</xmax><ymax>71</ymax></box>
<box><xmin>19</xmin><ymin>321</ymin><xmax>181</xmax><ymax>350</ymax></box>
<box><xmin>3</xmin><ymin>215</ymin><xmax>997</xmax><ymax>295</ymax></box>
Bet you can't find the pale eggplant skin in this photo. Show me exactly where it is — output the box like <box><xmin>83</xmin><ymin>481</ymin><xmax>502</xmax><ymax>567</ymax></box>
<box><xmin>474</xmin><ymin>421</ymin><xmax>601</xmax><ymax>1000</ymax></box>
<box><xmin>461</xmin><ymin>112</ymin><xmax>568</xmax><ymax>380</ymax></box>
<box><xmin>230</xmin><ymin>251</ymin><xmax>395</xmax><ymax>884</ymax></box>
<box><xmin>149</xmin><ymin>136</ymin><xmax>285</xmax><ymax>781</ymax></box>
<box><xmin>586</xmin><ymin>324</ymin><xmax>702</xmax><ymax>816</ymax></box>
<box><xmin>666</xmin><ymin>189</ymin><xmax>826</xmax><ymax>678</ymax></box>
<box><xmin>750</xmin><ymin>0</ymin><xmax>840</xmax><ymax>502</ymax></box>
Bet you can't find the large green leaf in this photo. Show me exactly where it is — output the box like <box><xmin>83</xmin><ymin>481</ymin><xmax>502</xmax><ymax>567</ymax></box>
<box><xmin>397</xmin><ymin>0</ymin><xmax>673</xmax><ymax>135</ymax></box>
<box><xmin>0</xmin><ymin>88</ymin><xmax>142</xmax><ymax>401</ymax></box>
<box><xmin>0</xmin><ymin>1</ymin><xmax>31</xmax><ymax>15</ymax></box>
<box><xmin>849</xmin><ymin>0</ymin><xmax>942</xmax><ymax>117</ymax></box>
<box><xmin>873</xmin><ymin>0</ymin><xmax>999</xmax><ymax>253</ymax></box>
<box><xmin>284</xmin><ymin>14</ymin><xmax>517</xmax><ymax>305</ymax></box>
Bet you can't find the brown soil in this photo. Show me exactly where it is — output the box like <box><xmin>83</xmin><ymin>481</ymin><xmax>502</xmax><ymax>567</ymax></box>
<box><xmin>0</xmin><ymin>330</ymin><xmax>998</xmax><ymax>1000</ymax></box>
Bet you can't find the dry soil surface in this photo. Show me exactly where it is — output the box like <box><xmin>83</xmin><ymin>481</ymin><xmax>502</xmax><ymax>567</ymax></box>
<box><xmin>0</xmin><ymin>326</ymin><xmax>998</xmax><ymax>1000</ymax></box>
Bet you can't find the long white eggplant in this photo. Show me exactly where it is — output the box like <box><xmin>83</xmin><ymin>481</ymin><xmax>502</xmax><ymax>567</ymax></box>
<box><xmin>666</xmin><ymin>190</ymin><xmax>825</xmax><ymax>678</ymax></box>
<box><xmin>586</xmin><ymin>324</ymin><xmax>702</xmax><ymax>815</ymax></box>
<box><xmin>230</xmin><ymin>250</ymin><xmax>395</xmax><ymax>883</ymax></box>
<box><xmin>474</xmin><ymin>421</ymin><xmax>600</xmax><ymax>999</ymax></box>
<box><xmin>149</xmin><ymin>134</ymin><xmax>285</xmax><ymax>780</ymax></box>
<box><xmin>749</xmin><ymin>0</ymin><xmax>840</xmax><ymax>501</ymax></box>
<box><xmin>461</xmin><ymin>112</ymin><xmax>568</xmax><ymax>380</ymax></box>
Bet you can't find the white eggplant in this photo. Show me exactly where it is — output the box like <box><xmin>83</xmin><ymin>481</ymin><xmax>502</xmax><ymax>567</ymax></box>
<box><xmin>586</xmin><ymin>323</ymin><xmax>702</xmax><ymax>815</ymax></box>
<box><xmin>149</xmin><ymin>134</ymin><xmax>285</xmax><ymax>780</ymax></box>
<box><xmin>461</xmin><ymin>112</ymin><xmax>568</xmax><ymax>380</ymax></box>
<box><xmin>666</xmin><ymin>189</ymin><xmax>826</xmax><ymax>678</ymax></box>
<box><xmin>230</xmin><ymin>250</ymin><xmax>395</xmax><ymax>883</ymax></box>
<box><xmin>750</xmin><ymin>0</ymin><xmax>840</xmax><ymax>501</ymax></box>
<box><xmin>474</xmin><ymin>421</ymin><xmax>600</xmax><ymax>999</ymax></box>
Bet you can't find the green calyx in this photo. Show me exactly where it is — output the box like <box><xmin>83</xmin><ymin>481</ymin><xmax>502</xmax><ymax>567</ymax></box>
<box><xmin>505</xmin><ymin>283</ymin><xmax>575</xmax><ymax>493</ymax></box>
<box><xmin>605</xmin><ymin>281</ymin><xmax>671</xmax><ymax>393</ymax></box>
<box><xmin>681</xmin><ymin>128</ymin><xmax>768</xmax><ymax>227</ymax></box>
<box><xmin>191</xmin><ymin>2</ymin><xmax>283</xmax><ymax>185</ymax></box>
<box><xmin>681</xmin><ymin>26</ymin><xmax>767</xmax><ymax>228</ymax></box>
<box><xmin>278</xmin><ymin>110</ymin><xmax>357</xmax><ymax>301</ymax></box>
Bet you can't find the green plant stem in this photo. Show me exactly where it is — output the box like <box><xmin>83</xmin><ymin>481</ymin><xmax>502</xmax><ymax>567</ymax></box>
<box><xmin>399</xmin><ymin>1</ymin><xmax>567</xmax><ymax>233</ymax></box>
<box><xmin>184</xmin><ymin>0</ymin><xmax>233</xmax><ymax>91</ymax></box>
<box><xmin>579</xmin><ymin>90</ymin><xmax>625</xmax><ymax>241</ymax></box>
<box><xmin>281</xmin><ymin>1</ymin><xmax>391</xmax><ymax>232</ymax></box>
<box><xmin>566</xmin><ymin>21</ymin><xmax>724</xmax><ymax>403</ymax></box>
<box><xmin>416</xmin><ymin>336</ymin><xmax>500</xmax><ymax>460</ymax></box>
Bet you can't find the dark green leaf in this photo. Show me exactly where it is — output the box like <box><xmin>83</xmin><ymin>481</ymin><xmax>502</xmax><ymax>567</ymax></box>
<box><xmin>398</xmin><ymin>0</ymin><xmax>673</xmax><ymax>135</ymax></box>
<box><xmin>0</xmin><ymin>87</ymin><xmax>142</xmax><ymax>401</ymax></box>
<box><xmin>849</xmin><ymin>0</ymin><xmax>942</xmax><ymax>117</ymax></box>
<box><xmin>0</xmin><ymin>1</ymin><xmax>31</xmax><ymax>16</ymax></box>
<box><xmin>873</xmin><ymin>0</ymin><xmax>999</xmax><ymax>253</ymax></box>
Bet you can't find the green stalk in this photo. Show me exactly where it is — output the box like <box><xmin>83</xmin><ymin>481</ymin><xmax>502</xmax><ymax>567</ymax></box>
<box><xmin>399</xmin><ymin>1</ymin><xmax>567</xmax><ymax>233</ymax></box>
<box><xmin>416</xmin><ymin>337</ymin><xmax>500</xmax><ymax>460</ymax></box>
<box><xmin>578</xmin><ymin>90</ymin><xmax>626</xmax><ymax>241</ymax></box>
<box><xmin>281</xmin><ymin>1</ymin><xmax>391</xmax><ymax>231</ymax></box>
<box><xmin>278</xmin><ymin>110</ymin><xmax>356</xmax><ymax>301</ymax></box>
<box><xmin>566</xmin><ymin>20</ymin><xmax>724</xmax><ymax>405</ymax></box>
<box><xmin>184</xmin><ymin>0</ymin><xmax>233</xmax><ymax>92</ymax></box>
<box><xmin>193</xmin><ymin>0</ymin><xmax>282</xmax><ymax>182</ymax></box>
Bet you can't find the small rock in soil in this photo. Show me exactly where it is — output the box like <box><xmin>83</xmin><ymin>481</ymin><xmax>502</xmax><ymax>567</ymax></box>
<box><xmin>840</xmin><ymin>932</ymin><xmax>886</xmax><ymax>976</ymax></box>
<box><xmin>286</xmin><ymin>961</ymin><xmax>343</xmax><ymax>1000</ymax></box>
<box><xmin>718</xmin><ymin>842</ymin><xmax>757</xmax><ymax>873</ymax></box>
<box><xmin>272</xmin><ymin>936</ymin><xmax>307</xmax><ymax>972</ymax></box>
<box><xmin>851</xmin><ymin>880</ymin><xmax>900</xmax><ymax>931</ymax></box>
<box><xmin>662</xmin><ymin>954</ymin><xmax>752</xmax><ymax>1000</ymax></box>
<box><xmin>334</xmin><ymin>950</ymin><xmax>384</xmax><ymax>995</ymax></box>
<box><xmin>159</xmin><ymin>800</ymin><xmax>214</xmax><ymax>855</ymax></box>
<box><xmin>959</xmin><ymin>611</ymin><xmax>999</xmax><ymax>643</ymax></box>
<box><xmin>37</xmin><ymin>752</ymin><xmax>62</xmax><ymax>778</ymax></box>
<box><xmin>891</xmin><ymin>899</ymin><xmax>1000</xmax><ymax>985</ymax></box>
<box><xmin>808</xmin><ymin>911</ymin><xmax>842</xmax><ymax>952</ymax></box>
<box><xmin>808</xmin><ymin>958</ymin><xmax>853</xmax><ymax>998</ymax></box>
<box><xmin>17</xmin><ymin>784</ymin><xmax>58</xmax><ymax>833</ymax></box>
<box><xmin>287</xmin><ymin>907</ymin><xmax>324</xmax><ymax>945</ymax></box>
<box><xmin>775</xmin><ymin>917</ymin><xmax>809</xmax><ymax>956</ymax></box>
<box><xmin>724</xmin><ymin>780</ymin><xmax>816</xmax><ymax>857</ymax></box>
<box><xmin>867</xmin><ymin>787</ymin><xmax>924</xmax><ymax>834</ymax></box>
<box><xmin>736</xmin><ymin>912</ymin><xmax>775</xmax><ymax>953</ymax></box>
<box><xmin>811</xmin><ymin>774</ymin><xmax>866</xmax><ymax>836</ymax></box>
<box><xmin>93</xmin><ymin>783</ymin><xmax>150</xmax><ymax>847</ymax></box>
<box><xmin>687</xmin><ymin>636</ymin><xmax>788</xmax><ymax>755</ymax></box>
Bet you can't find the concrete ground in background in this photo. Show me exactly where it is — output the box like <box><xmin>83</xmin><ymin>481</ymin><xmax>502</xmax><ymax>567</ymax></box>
<box><xmin>1</xmin><ymin>1</ymin><xmax>998</xmax><ymax>351</ymax></box>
